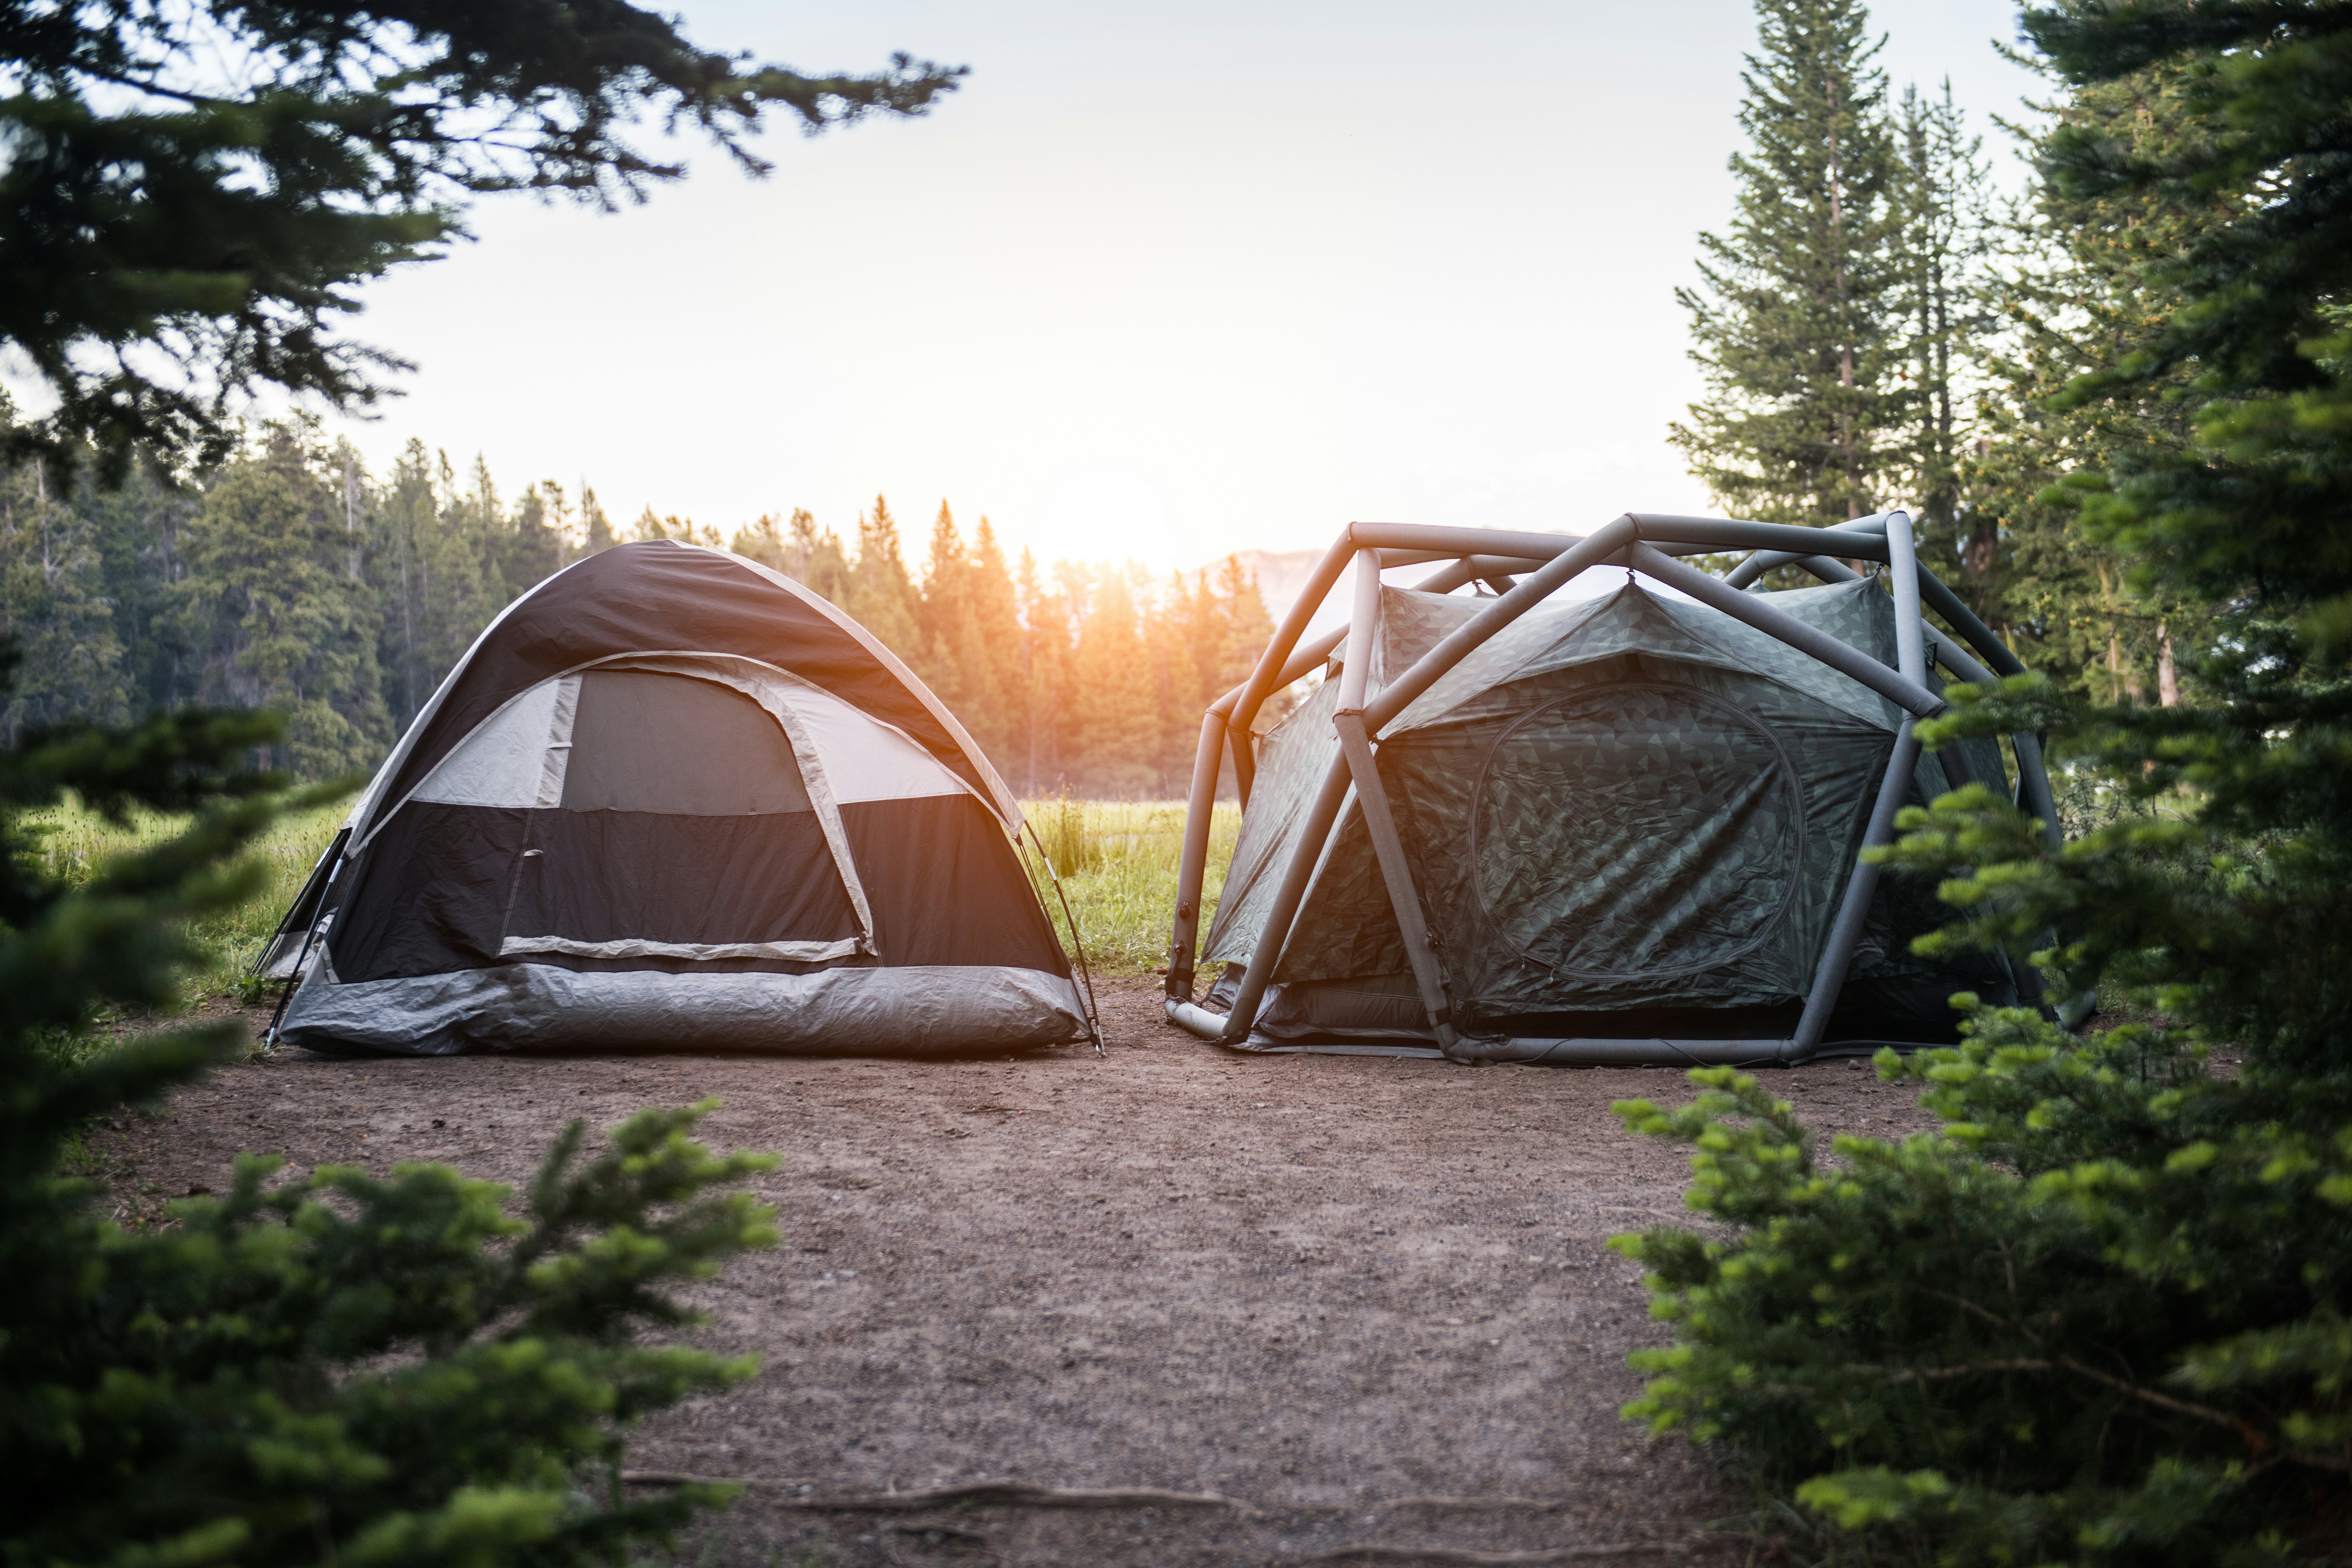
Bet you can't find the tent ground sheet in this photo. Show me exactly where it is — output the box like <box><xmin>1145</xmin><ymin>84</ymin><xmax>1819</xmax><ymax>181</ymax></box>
<box><xmin>86</xmin><ymin>981</ymin><xmax>1947</xmax><ymax>1566</ymax></box>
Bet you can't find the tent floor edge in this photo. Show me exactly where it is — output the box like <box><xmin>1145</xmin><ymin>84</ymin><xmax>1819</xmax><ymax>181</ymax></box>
<box><xmin>281</xmin><ymin>962</ymin><xmax>1089</xmax><ymax>1058</ymax></box>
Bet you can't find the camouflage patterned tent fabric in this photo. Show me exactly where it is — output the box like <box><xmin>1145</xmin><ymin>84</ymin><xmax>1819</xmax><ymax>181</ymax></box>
<box><xmin>1198</xmin><ymin>576</ymin><xmax>2018</xmax><ymax>1055</ymax></box>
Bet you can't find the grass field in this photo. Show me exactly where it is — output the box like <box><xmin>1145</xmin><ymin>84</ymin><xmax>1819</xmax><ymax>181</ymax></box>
<box><xmin>1018</xmin><ymin>796</ymin><xmax>1241</xmax><ymax>975</ymax></box>
<box><xmin>23</xmin><ymin>799</ymin><xmax>350</xmax><ymax>1009</ymax></box>
<box><xmin>25</xmin><ymin>793</ymin><xmax>1235</xmax><ymax>1017</ymax></box>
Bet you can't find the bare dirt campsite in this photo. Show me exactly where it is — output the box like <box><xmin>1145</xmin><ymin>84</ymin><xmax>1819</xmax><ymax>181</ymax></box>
<box><xmin>89</xmin><ymin>981</ymin><xmax>1937</xmax><ymax>1568</ymax></box>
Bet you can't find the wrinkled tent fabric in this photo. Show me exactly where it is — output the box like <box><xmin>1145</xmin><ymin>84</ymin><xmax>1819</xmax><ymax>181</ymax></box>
<box><xmin>1199</xmin><ymin>578</ymin><xmax>2016</xmax><ymax>1051</ymax></box>
<box><xmin>258</xmin><ymin>541</ymin><xmax>1086</xmax><ymax>1056</ymax></box>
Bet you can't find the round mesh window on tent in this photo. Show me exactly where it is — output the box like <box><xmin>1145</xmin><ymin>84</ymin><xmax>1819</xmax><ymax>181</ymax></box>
<box><xmin>1469</xmin><ymin>681</ymin><xmax>1804</xmax><ymax>982</ymax></box>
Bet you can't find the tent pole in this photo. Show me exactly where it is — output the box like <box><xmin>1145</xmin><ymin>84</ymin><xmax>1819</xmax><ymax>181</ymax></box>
<box><xmin>1621</xmin><ymin>544</ymin><xmax>1946</xmax><ymax>720</ymax></box>
<box><xmin>1406</xmin><ymin>559</ymin><xmax>1479</xmax><ymax>594</ymax></box>
<box><xmin>1619</xmin><ymin>515</ymin><xmax>1890</xmax><ymax>562</ymax></box>
<box><xmin>1915</xmin><ymin>564</ymin><xmax>2027</xmax><ymax>678</ymax></box>
<box><xmin>1723</xmin><ymin>513</ymin><xmax>1894</xmax><ymax>591</ymax></box>
<box><xmin>1334</xmin><ymin>712</ymin><xmax>1458</xmax><ymax>1052</ymax></box>
<box><xmin>1217</xmin><ymin>753</ymin><xmax>1355</xmax><ymax>1042</ymax></box>
<box><xmin>1747</xmin><ymin>553</ymin><xmax>2002</xmax><ymax>689</ymax></box>
<box><xmin>1335</xmin><ymin>548</ymin><xmax>1380</xmax><ymax>710</ymax></box>
<box><xmin>1168</xmin><ymin>553</ymin><xmax>1519</xmax><ymax>1019</ymax></box>
<box><xmin>1361</xmin><ymin>517</ymin><xmax>1640</xmax><ymax>732</ymax></box>
<box><xmin>1766</xmin><ymin>542</ymin><xmax>2060</xmax><ymax>856</ymax></box>
<box><xmin>1328</xmin><ymin>548</ymin><xmax>1460</xmax><ymax>1050</ymax></box>
<box><xmin>1793</xmin><ymin>722</ymin><xmax>1924</xmax><ymax>1059</ymax></box>
<box><xmin>1167</xmin><ymin>709</ymin><xmax>1230</xmax><ymax>1001</ymax></box>
<box><xmin>2014</xmin><ymin>732</ymin><xmax>2062</xmax><ymax>851</ymax></box>
<box><xmin>1782</xmin><ymin>541</ymin><xmax>2073</xmax><ymax>1014</ymax></box>
<box><xmin>1907</xmin><ymin>561</ymin><xmax>2062</xmax><ymax>848</ymax></box>
<box><xmin>1205</xmin><ymin>552</ymin><xmax>1502</xmax><ymax>723</ymax></box>
<box><xmin>1885</xmin><ymin>511</ymin><xmax>1927</xmax><ymax>686</ymax></box>
<box><xmin>1230</xmin><ymin>535</ymin><xmax>1358</xmax><ymax>741</ymax></box>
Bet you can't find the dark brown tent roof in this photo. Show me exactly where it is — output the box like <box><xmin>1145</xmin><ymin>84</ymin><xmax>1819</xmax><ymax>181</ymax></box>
<box><xmin>359</xmin><ymin>540</ymin><xmax>1015</xmax><ymax>839</ymax></box>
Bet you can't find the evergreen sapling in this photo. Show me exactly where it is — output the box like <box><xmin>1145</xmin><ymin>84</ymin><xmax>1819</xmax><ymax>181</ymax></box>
<box><xmin>0</xmin><ymin>657</ymin><xmax>781</xmax><ymax>1566</ymax></box>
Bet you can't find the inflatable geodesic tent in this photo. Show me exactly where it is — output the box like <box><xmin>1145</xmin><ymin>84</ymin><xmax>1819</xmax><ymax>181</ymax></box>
<box><xmin>1163</xmin><ymin>514</ymin><xmax>2067</xmax><ymax>1065</ymax></box>
<box><xmin>257</xmin><ymin>540</ymin><xmax>1089</xmax><ymax>1056</ymax></box>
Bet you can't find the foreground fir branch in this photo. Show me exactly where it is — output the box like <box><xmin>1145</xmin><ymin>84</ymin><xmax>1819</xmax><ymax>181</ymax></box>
<box><xmin>1</xmin><ymin>0</ymin><xmax>964</xmax><ymax>479</ymax></box>
<box><xmin>10</xmin><ymin>1105</ymin><xmax>777</xmax><ymax>1568</ymax></box>
<box><xmin>1612</xmin><ymin>5</ymin><xmax>2352</xmax><ymax>1558</ymax></box>
<box><xmin>0</xmin><ymin>661</ymin><xmax>780</xmax><ymax>1565</ymax></box>
<box><xmin>1614</xmin><ymin>1013</ymin><xmax>2352</xmax><ymax>1562</ymax></box>
<box><xmin>1611</xmin><ymin>678</ymin><xmax>2352</xmax><ymax>1563</ymax></box>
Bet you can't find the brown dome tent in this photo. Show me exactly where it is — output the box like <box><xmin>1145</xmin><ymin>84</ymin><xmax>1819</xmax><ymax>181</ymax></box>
<box><xmin>256</xmin><ymin>540</ymin><xmax>1092</xmax><ymax>1056</ymax></box>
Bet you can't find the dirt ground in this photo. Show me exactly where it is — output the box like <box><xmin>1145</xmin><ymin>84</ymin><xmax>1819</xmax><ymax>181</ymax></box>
<box><xmin>87</xmin><ymin>980</ymin><xmax>1940</xmax><ymax>1568</ymax></box>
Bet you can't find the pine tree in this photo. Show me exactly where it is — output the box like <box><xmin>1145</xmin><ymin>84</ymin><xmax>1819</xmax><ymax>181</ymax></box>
<box><xmin>78</xmin><ymin>450</ymin><xmax>200</xmax><ymax>712</ymax></box>
<box><xmin>781</xmin><ymin>509</ymin><xmax>854</xmax><ymax>605</ymax></box>
<box><xmin>728</xmin><ymin>513</ymin><xmax>789</xmax><ymax>571</ymax></box>
<box><xmin>846</xmin><ymin>496</ymin><xmax>921</xmax><ymax>661</ymax></box>
<box><xmin>579</xmin><ymin>483</ymin><xmax>618</xmax><ymax>555</ymax></box>
<box><xmin>371</xmin><ymin>441</ymin><xmax>435</xmax><ymax>731</ymax></box>
<box><xmin>3</xmin><ymin>5</ymin><xmax>962</xmax><ymax>479</ymax></box>
<box><xmin>1896</xmin><ymin>81</ymin><xmax>1997</xmax><ymax>589</ymax></box>
<box><xmin>964</xmin><ymin>518</ymin><xmax>1028</xmax><ymax>770</ymax></box>
<box><xmin>407</xmin><ymin>450</ymin><xmax>503</xmax><ymax>727</ymax></box>
<box><xmin>1214</xmin><ymin>555</ymin><xmax>1274</xmax><ymax>702</ymax></box>
<box><xmin>166</xmin><ymin>428</ymin><xmax>392</xmax><ymax>778</ymax></box>
<box><xmin>0</xmin><ymin>663</ymin><xmax>779</xmax><ymax>1567</ymax></box>
<box><xmin>915</xmin><ymin>501</ymin><xmax>973</xmax><ymax>713</ymax></box>
<box><xmin>503</xmin><ymin>483</ymin><xmax>562</xmax><ymax>594</ymax></box>
<box><xmin>1614</xmin><ymin>6</ymin><xmax>2352</xmax><ymax>1559</ymax></box>
<box><xmin>1015</xmin><ymin>548</ymin><xmax>1071</xmax><ymax>794</ymax></box>
<box><xmin>0</xmin><ymin>455</ymin><xmax>131</xmax><ymax>742</ymax></box>
<box><xmin>1965</xmin><ymin>54</ymin><xmax>2215</xmax><ymax>700</ymax></box>
<box><xmin>1157</xmin><ymin>569</ymin><xmax>1223</xmax><ymax>784</ymax></box>
<box><xmin>1067</xmin><ymin>566</ymin><xmax>1157</xmax><ymax>797</ymax></box>
<box><xmin>1670</xmin><ymin>0</ymin><xmax>1911</xmax><ymax>524</ymax></box>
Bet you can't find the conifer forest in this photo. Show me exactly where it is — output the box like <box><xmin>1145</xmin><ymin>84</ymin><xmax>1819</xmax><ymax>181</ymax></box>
<box><xmin>0</xmin><ymin>420</ymin><xmax>1274</xmax><ymax>794</ymax></box>
<box><xmin>0</xmin><ymin>0</ymin><xmax>2229</xmax><ymax>797</ymax></box>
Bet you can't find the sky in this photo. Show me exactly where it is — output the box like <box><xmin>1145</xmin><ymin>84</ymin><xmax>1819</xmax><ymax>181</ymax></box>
<box><xmin>320</xmin><ymin>0</ymin><xmax>2047</xmax><ymax>575</ymax></box>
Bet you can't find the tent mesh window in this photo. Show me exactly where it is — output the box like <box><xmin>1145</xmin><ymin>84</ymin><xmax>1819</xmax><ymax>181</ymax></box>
<box><xmin>504</xmin><ymin>671</ymin><xmax>862</xmax><ymax>956</ymax></box>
